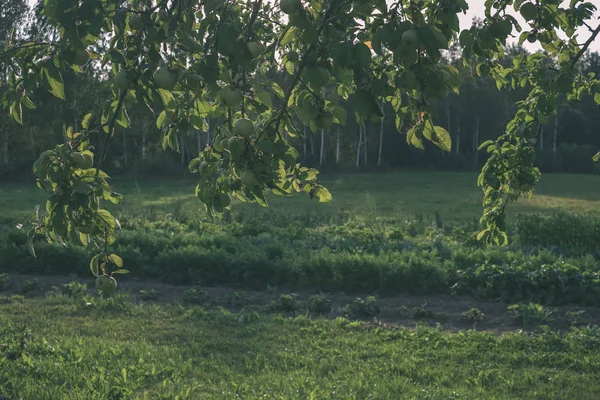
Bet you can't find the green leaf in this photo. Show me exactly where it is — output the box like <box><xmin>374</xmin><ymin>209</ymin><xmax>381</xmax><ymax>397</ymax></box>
<box><xmin>10</xmin><ymin>100</ymin><xmax>22</xmax><ymax>125</ymax></box>
<box><xmin>280</xmin><ymin>26</ymin><xmax>298</xmax><ymax>46</ymax></box>
<box><xmin>594</xmin><ymin>92</ymin><xmax>600</xmax><ymax>105</ymax></box>
<box><xmin>96</xmin><ymin>209</ymin><xmax>116</xmax><ymax>229</ymax></box>
<box><xmin>314</xmin><ymin>186</ymin><xmax>332</xmax><ymax>203</ymax></box>
<box><xmin>43</xmin><ymin>63</ymin><xmax>65</xmax><ymax>100</ymax></box>
<box><xmin>90</xmin><ymin>254</ymin><xmax>100</xmax><ymax>277</ymax></box>
<box><xmin>81</xmin><ymin>113</ymin><xmax>92</xmax><ymax>129</ymax></box>
<box><xmin>112</xmin><ymin>269</ymin><xmax>130</xmax><ymax>274</ymax></box>
<box><xmin>157</xmin><ymin>89</ymin><xmax>176</xmax><ymax>115</ymax></box>
<box><xmin>406</xmin><ymin>126</ymin><xmax>424</xmax><ymax>149</ymax></box>
<box><xmin>593</xmin><ymin>151</ymin><xmax>600</xmax><ymax>163</ymax></box>
<box><xmin>108</xmin><ymin>253</ymin><xmax>123</xmax><ymax>268</ymax></box>
<box><xmin>423</xmin><ymin>123</ymin><xmax>452</xmax><ymax>152</ymax></box>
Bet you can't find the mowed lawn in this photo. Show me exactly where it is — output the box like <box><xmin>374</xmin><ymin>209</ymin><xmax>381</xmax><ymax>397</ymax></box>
<box><xmin>1</xmin><ymin>295</ymin><xmax>600</xmax><ymax>399</ymax></box>
<box><xmin>1</xmin><ymin>171</ymin><xmax>599</xmax><ymax>222</ymax></box>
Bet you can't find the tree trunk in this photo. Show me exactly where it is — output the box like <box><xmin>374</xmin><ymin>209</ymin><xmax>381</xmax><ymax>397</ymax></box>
<box><xmin>320</xmin><ymin>128</ymin><xmax>326</xmax><ymax>167</ymax></box>
<box><xmin>553</xmin><ymin>113</ymin><xmax>558</xmax><ymax>154</ymax></box>
<box><xmin>456</xmin><ymin>104</ymin><xmax>461</xmax><ymax>155</ymax></box>
<box><xmin>335</xmin><ymin>129</ymin><xmax>341</xmax><ymax>165</ymax></box>
<box><xmin>363</xmin><ymin>124</ymin><xmax>368</xmax><ymax>166</ymax></box>
<box><xmin>474</xmin><ymin>115</ymin><xmax>480</xmax><ymax>163</ymax></box>
<box><xmin>122</xmin><ymin>129</ymin><xmax>128</xmax><ymax>169</ymax></box>
<box><xmin>141</xmin><ymin>120</ymin><xmax>147</xmax><ymax>161</ymax></box>
<box><xmin>206</xmin><ymin>120</ymin><xmax>211</xmax><ymax>146</ymax></box>
<box><xmin>377</xmin><ymin>103</ymin><xmax>384</xmax><ymax>167</ymax></box>
<box><xmin>319</xmin><ymin>90</ymin><xmax>326</xmax><ymax>167</ymax></box>
<box><xmin>309</xmin><ymin>131</ymin><xmax>315</xmax><ymax>158</ymax></box>
<box><xmin>356</xmin><ymin>126</ymin><xmax>362</xmax><ymax>171</ymax></box>
<box><xmin>539</xmin><ymin>126</ymin><xmax>544</xmax><ymax>152</ymax></box>
<box><xmin>303</xmin><ymin>125</ymin><xmax>307</xmax><ymax>161</ymax></box>
<box><xmin>180</xmin><ymin>133</ymin><xmax>185</xmax><ymax>166</ymax></box>
<box><xmin>3</xmin><ymin>127</ymin><xmax>8</xmax><ymax>166</ymax></box>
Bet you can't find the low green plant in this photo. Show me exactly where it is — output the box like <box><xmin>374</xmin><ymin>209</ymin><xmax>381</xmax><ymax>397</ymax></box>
<box><xmin>308</xmin><ymin>293</ymin><xmax>332</xmax><ymax>314</ymax></box>
<box><xmin>20</xmin><ymin>278</ymin><xmax>48</xmax><ymax>296</ymax></box>
<box><xmin>270</xmin><ymin>294</ymin><xmax>298</xmax><ymax>313</ymax></box>
<box><xmin>138</xmin><ymin>289</ymin><xmax>160</xmax><ymax>301</ymax></box>
<box><xmin>462</xmin><ymin>308</ymin><xmax>485</xmax><ymax>324</ymax></box>
<box><xmin>0</xmin><ymin>273</ymin><xmax>10</xmax><ymax>289</ymax></box>
<box><xmin>412</xmin><ymin>306</ymin><xmax>435</xmax><ymax>320</ymax></box>
<box><xmin>340</xmin><ymin>296</ymin><xmax>380</xmax><ymax>319</ymax></box>
<box><xmin>60</xmin><ymin>281</ymin><xmax>88</xmax><ymax>301</ymax></box>
<box><xmin>182</xmin><ymin>288</ymin><xmax>208</xmax><ymax>305</ymax></box>
<box><xmin>508</xmin><ymin>303</ymin><xmax>554</xmax><ymax>330</ymax></box>
<box><xmin>565</xmin><ymin>310</ymin><xmax>591</xmax><ymax>327</ymax></box>
<box><xmin>229</xmin><ymin>291</ymin><xmax>249</xmax><ymax>307</ymax></box>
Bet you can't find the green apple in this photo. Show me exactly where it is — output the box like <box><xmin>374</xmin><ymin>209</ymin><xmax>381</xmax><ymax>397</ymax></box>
<box><xmin>241</xmin><ymin>170</ymin><xmax>259</xmax><ymax>187</ymax></box>
<box><xmin>154</xmin><ymin>67</ymin><xmax>178</xmax><ymax>90</ymax></box>
<box><xmin>219</xmin><ymin>87</ymin><xmax>243</xmax><ymax>108</ymax></box>
<box><xmin>95</xmin><ymin>275</ymin><xmax>117</xmax><ymax>294</ymax></box>
<box><xmin>233</xmin><ymin>118</ymin><xmax>254</xmax><ymax>138</ymax></box>
<box><xmin>227</xmin><ymin>136</ymin><xmax>246</xmax><ymax>158</ymax></box>
<box><xmin>129</xmin><ymin>15</ymin><xmax>145</xmax><ymax>31</ymax></box>
<box><xmin>280</xmin><ymin>0</ymin><xmax>302</xmax><ymax>14</ymax></box>
<box><xmin>247</xmin><ymin>42</ymin><xmax>265</xmax><ymax>58</ymax></box>
<box><xmin>401</xmin><ymin>29</ymin><xmax>420</xmax><ymax>50</ymax></box>
<box><xmin>71</xmin><ymin>152</ymin><xmax>93</xmax><ymax>169</ymax></box>
<box><xmin>74</xmin><ymin>50</ymin><xmax>89</xmax><ymax>65</ymax></box>
<box><xmin>114</xmin><ymin>70</ymin><xmax>135</xmax><ymax>90</ymax></box>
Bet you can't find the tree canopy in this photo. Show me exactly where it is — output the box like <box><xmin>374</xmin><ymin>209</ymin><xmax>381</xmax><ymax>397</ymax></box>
<box><xmin>1</xmin><ymin>0</ymin><xmax>599</xmax><ymax>279</ymax></box>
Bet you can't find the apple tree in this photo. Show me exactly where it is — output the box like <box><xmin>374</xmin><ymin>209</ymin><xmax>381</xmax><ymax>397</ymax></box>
<box><xmin>0</xmin><ymin>0</ymin><xmax>598</xmax><ymax>286</ymax></box>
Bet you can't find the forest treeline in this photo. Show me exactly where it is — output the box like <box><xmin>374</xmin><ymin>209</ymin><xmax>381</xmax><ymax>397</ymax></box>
<box><xmin>1</xmin><ymin>2</ymin><xmax>599</xmax><ymax>178</ymax></box>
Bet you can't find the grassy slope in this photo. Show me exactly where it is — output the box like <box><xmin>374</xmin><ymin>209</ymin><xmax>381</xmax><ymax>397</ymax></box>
<box><xmin>1</xmin><ymin>295</ymin><xmax>600</xmax><ymax>399</ymax></box>
<box><xmin>1</xmin><ymin>171</ymin><xmax>599</xmax><ymax>222</ymax></box>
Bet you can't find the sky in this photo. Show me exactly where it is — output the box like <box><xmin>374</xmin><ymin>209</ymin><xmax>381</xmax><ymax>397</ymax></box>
<box><xmin>26</xmin><ymin>0</ymin><xmax>600</xmax><ymax>52</ymax></box>
<box><xmin>459</xmin><ymin>1</ymin><xmax>600</xmax><ymax>53</ymax></box>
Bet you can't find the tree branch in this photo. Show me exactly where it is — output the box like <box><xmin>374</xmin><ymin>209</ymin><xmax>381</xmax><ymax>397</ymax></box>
<box><xmin>571</xmin><ymin>24</ymin><xmax>600</xmax><ymax>68</ymax></box>
<box><xmin>95</xmin><ymin>89</ymin><xmax>128</xmax><ymax>180</ymax></box>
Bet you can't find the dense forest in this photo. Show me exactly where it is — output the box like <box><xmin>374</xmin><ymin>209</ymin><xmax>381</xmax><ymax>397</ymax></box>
<box><xmin>1</xmin><ymin>1</ymin><xmax>599</xmax><ymax>178</ymax></box>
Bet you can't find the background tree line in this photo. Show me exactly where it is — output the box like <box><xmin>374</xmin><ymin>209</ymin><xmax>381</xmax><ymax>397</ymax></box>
<box><xmin>1</xmin><ymin>2</ymin><xmax>599</xmax><ymax>179</ymax></box>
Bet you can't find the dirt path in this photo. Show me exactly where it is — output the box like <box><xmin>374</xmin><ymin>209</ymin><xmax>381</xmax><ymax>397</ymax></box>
<box><xmin>2</xmin><ymin>273</ymin><xmax>599</xmax><ymax>333</ymax></box>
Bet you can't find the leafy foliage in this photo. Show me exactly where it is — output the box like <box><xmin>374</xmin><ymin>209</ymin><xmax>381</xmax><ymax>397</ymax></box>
<box><xmin>0</xmin><ymin>0</ymin><xmax>599</xmax><ymax>279</ymax></box>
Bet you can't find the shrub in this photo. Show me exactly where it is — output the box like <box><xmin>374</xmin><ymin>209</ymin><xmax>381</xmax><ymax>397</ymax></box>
<box><xmin>182</xmin><ymin>288</ymin><xmax>209</xmax><ymax>305</ymax></box>
<box><xmin>340</xmin><ymin>296</ymin><xmax>380</xmax><ymax>319</ymax></box>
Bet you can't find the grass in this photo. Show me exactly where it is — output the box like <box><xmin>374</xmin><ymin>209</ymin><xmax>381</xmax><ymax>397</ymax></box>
<box><xmin>2</xmin><ymin>171</ymin><xmax>600</xmax><ymax>398</ymax></box>
<box><xmin>1</xmin><ymin>294</ymin><xmax>600</xmax><ymax>399</ymax></box>
<box><xmin>1</xmin><ymin>171</ymin><xmax>600</xmax><ymax>222</ymax></box>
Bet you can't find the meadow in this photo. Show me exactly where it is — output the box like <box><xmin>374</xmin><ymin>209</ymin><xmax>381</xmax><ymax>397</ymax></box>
<box><xmin>1</xmin><ymin>171</ymin><xmax>600</xmax><ymax>398</ymax></box>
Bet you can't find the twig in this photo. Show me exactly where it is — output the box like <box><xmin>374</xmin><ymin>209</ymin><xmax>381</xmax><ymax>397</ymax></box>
<box><xmin>95</xmin><ymin>89</ymin><xmax>128</xmax><ymax>180</ymax></box>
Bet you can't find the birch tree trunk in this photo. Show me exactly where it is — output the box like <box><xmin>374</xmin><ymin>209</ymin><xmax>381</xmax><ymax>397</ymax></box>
<box><xmin>553</xmin><ymin>113</ymin><xmax>558</xmax><ymax>154</ymax></box>
<box><xmin>122</xmin><ymin>129</ymin><xmax>128</xmax><ymax>168</ymax></box>
<box><xmin>377</xmin><ymin>102</ymin><xmax>384</xmax><ymax>167</ymax></box>
<box><xmin>456</xmin><ymin>104</ymin><xmax>461</xmax><ymax>155</ymax></box>
<box><xmin>356</xmin><ymin>125</ymin><xmax>362</xmax><ymax>171</ymax></box>
<box><xmin>474</xmin><ymin>115</ymin><xmax>480</xmax><ymax>163</ymax></box>
<box><xmin>303</xmin><ymin>125</ymin><xmax>307</xmax><ymax>161</ymax></box>
<box><xmin>539</xmin><ymin>126</ymin><xmax>544</xmax><ymax>152</ymax></box>
<box><xmin>196</xmin><ymin>130</ymin><xmax>202</xmax><ymax>153</ymax></box>
<box><xmin>141</xmin><ymin>120</ymin><xmax>147</xmax><ymax>161</ymax></box>
<box><xmin>180</xmin><ymin>133</ymin><xmax>185</xmax><ymax>166</ymax></box>
<box><xmin>335</xmin><ymin>129</ymin><xmax>341</xmax><ymax>165</ymax></box>
<box><xmin>363</xmin><ymin>124</ymin><xmax>368</xmax><ymax>166</ymax></box>
<box><xmin>319</xmin><ymin>89</ymin><xmax>326</xmax><ymax>167</ymax></box>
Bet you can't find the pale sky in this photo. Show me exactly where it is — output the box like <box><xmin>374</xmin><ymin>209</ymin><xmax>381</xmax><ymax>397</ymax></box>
<box><xmin>26</xmin><ymin>0</ymin><xmax>600</xmax><ymax>53</ymax></box>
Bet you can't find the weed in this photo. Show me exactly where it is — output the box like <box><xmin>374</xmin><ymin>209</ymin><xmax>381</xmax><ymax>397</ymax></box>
<box><xmin>60</xmin><ymin>281</ymin><xmax>88</xmax><ymax>301</ymax></box>
<box><xmin>308</xmin><ymin>293</ymin><xmax>332</xmax><ymax>314</ymax></box>
<box><xmin>565</xmin><ymin>310</ymin><xmax>591</xmax><ymax>327</ymax></box>
<box><xmin>412</xmin><ymin>306</ymin><xmax>435</xmax><ymax>320</ymax></box>
<box><xmin>270</xmin><ymin>294</ymin><xmax>298</xmax><ymax>313</ymax></box>
<box><xmin>341</xmin><ymin>296</ymin><xmax>380</xmax><ymax>319</ymax></box>
<box><xmin>229</xmin><ymin>291</ymin><xmax>249</xmax><ymax>307</ymax></box>
<box><xmin>182</xmin><ymin>288</ymin><xmax>208</xmax><ymax>305</ymax></box>
<box><xmin>20</xmin><ymin>278</ymin><xmax>48</xmax><ymax>296</ymax></box>
<box><xmin>0</xmin><ymin>273</ymin><xmax>10</xmax><ymax>289</ymax></box>
<box><xmin>138</xmin><ymin>289</ymin><xmax>160</xmax><ymax>301</ymax></box>
<box><xmin>508</xmin><ymin>303</ymin><xmax>554</xmax><ymax>330</ymax></box>
<box><xmin>462</xmin><ymin>308</ymin><xmax>485</xmax><ymax>324</ymax></box>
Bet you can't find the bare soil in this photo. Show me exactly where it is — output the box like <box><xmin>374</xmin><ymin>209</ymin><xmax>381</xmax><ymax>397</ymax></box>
<box><xmin>2</xmin><ymin>274</ymin><xmax>600</xmax><ymax>334</ymax></box>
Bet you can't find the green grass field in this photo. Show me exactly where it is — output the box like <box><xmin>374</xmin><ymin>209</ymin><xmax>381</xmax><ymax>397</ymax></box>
<box><xmin>1</xmin><ymin>171</ymin><xmax>600</xmax><ymax>399</ymax></box>
<box><xmin>2</xmin><ymin>171</ymin><xmax>600</xmax><ymax>221</ymax></box>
